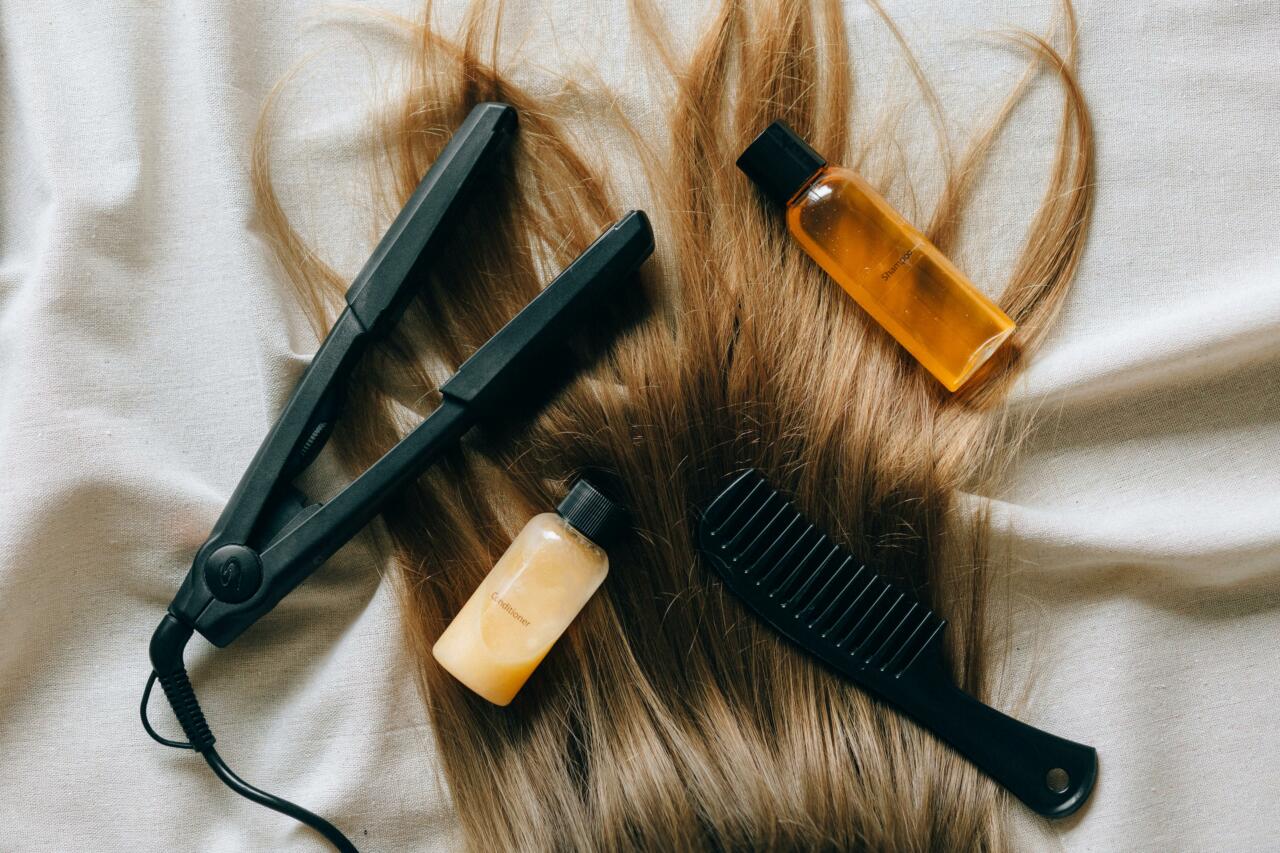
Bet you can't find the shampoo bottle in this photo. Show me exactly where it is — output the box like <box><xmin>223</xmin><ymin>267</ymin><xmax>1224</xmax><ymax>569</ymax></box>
<box><xmin>432</xmin><ymin>479</ymin><xmax>624</xmax><ymax>706</ymax></box>
<box><xmin>738</xmin><ymin>121</ymin><xmax>1016</xmax><ymax>391</ymax></box>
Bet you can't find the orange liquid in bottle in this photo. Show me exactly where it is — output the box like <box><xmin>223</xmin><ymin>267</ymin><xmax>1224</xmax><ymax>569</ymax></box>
<box><xmin>787</xmin><ymin>167</ymin><xmax>1014</xmax><ymax>391</ymax></box>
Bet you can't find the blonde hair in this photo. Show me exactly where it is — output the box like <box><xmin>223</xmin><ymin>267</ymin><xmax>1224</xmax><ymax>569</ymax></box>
<box><xmin>253</xmin><ymin>1</ymin><xmax>1093</xmax><ymax>849</ymax></box>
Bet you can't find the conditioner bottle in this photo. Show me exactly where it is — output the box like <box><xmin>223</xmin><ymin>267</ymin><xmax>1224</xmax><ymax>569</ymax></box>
<box><xmin>738</xmin><ymin>121</ymin><xmax>1015</xmax><ymax>391</ymax></box>
<box><xmin>433</xmin><ymin>479</ymin><xmax>624</xmax><ymax>706</ymax></box>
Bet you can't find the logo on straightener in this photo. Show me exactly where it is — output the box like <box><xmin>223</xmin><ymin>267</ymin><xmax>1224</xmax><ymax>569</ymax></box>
<box><xmin>219</xmin><ymin>559</ymin><xmax>243</xmax><ymax>593</ymax></box>
<box><xmin>204</xmin><ymin>545</ymin><xmax>263</xmax><ymax>604</ymax></box>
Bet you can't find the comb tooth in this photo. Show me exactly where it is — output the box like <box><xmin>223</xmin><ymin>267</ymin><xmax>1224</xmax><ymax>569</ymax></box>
<box><xmin>711</xmin><ymin>493</ymin><xmax>780</xmax><ymax>569</ymax></box>
<box><xmin>780</xmin><ymin>544</ymin><xmax>842</xmax><ymax>612</ymax></box>
<box><xmin>881</xmin><ymin>609</ymin><xmax>937</xmax><ymax>676</ymax></box>
<box><xmin>803</xmin><ymin>562</ymin><xmax>862</xmax><ymax>628</ymax></box>
<box><xmin>888</xmin><ymin>615</ymin><xmax>946</xmax><ymax>677</ymax></box>
<box><xmin>709</xmin><ymin>475</ymin><xmax>770</xmax><ymax>536</ymax></box>
<box><xmin>814</xmin><ymin>568</ymin><xmax>875</xmax><ymax>640</ymax></box>
<box><xmin>794</xmin><ymin>556</ymin><xmax>856</xmax><ymax>620</ymax></box>
<box><xmin>814</xmin><ymin>560</ymin><xmax>885</xmax><ymax>635</ymax></box>
<box><xmin>757</xmin><ymin>523</ymin><xmax>819</xmax><ymax>589</ymax></box>
<box><xmin>718</xmin><ymin>485</ymin><xmax>777</xmax><ymax>547</ymax></box>
<box><xmin>850</xmin><ymin>593</ymin><xmax>908</xmax><ymax>662</ymax></box>
<box><xmin>829</xmin><ymin>581</ymin><xmax>890</xmax><ymax>648</ymax></box>
<box><xmin>864</xmin><ymin>601</ymin><xmax>919</xmax><ymax>668</ymax></box>
<box><xmin>722</xmin><ymin>491</ymin><xmax>786</xmax><ymax>555</ymax></box>
<box><xmin>732</xmin><ymin>500</ymin><xmax>798</xmax><ymax>573</ymax></box>
<box><xmin>770</xmin><ymin>533</ymin><xmax>830</xmax><ymax>602</ymax></box>
<box><xmin>747</xmin><ymin>515</ymin><xmax>808</xmax><ymax>579</ymax></box>
<box><xmin>824</xmin><ymin>573</ymin><xmax>885</xmax><ymax>640</ymax></box>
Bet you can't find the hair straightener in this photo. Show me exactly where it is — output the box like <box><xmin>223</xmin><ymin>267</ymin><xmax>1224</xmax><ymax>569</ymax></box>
<box><xmin>697</xmin><ymin>469</ymin><xmax>1098</xmax><ymax>818</ymax></box>
<box><xmin>141</xmin><ymin>101</ymin><xmax>654</xmax><ymax>852</ymax></box>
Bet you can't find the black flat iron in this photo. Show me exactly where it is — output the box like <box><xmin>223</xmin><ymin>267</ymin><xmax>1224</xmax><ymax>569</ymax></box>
<box><xmin>142</xmin><ymin>101</ymin><xmax>654</xmax><ymax>851</ymax></box>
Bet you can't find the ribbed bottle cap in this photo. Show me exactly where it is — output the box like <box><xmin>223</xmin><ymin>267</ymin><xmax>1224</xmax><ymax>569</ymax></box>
<box><xmin>736</xmin><ymin>120</ymin><xmax>827</xmax><ymax>206</ymax></box>
<box><xmin>556</xmin><ymin>479</ymin><xmax>626</xmax><ymax>548</ymax></box>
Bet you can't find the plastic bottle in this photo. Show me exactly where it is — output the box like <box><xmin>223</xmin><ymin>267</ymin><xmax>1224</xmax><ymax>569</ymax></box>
<box><xmin>432</xmin><ymin>479</ymin><xmax>624</xmax><ymax>705</ymax></box>
<box><xmin>737</xmin><ymin>121</ymin><xmax>1015</xmax><ymax>391</ymax></box>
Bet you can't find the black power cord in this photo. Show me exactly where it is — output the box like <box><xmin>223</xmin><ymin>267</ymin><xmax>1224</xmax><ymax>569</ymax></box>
<box><xmin>143</xmin><ymin>615</ymin><xmax>358</xmax><ymax>852</ymax></box>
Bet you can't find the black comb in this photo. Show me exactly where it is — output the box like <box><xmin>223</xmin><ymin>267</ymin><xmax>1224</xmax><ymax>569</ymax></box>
<box><xmin>697</xmin><ymin>469</ymin><xmax>1097</xmax><ymax>818</ymax></box>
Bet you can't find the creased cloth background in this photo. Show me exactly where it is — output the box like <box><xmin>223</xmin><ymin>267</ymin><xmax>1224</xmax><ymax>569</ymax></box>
<box><xmin>1</xmin><ymin>1</ymin><xmax>1277</xmax><ymax>850</ymax></box>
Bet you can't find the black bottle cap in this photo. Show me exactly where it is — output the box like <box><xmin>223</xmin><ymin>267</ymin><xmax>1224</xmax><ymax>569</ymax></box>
<box><xmin>556</xmin><ymin>479</ymin><xmax>627</xmax><ymax>548</ymax></box>
<box><xmin>736</xmin><ymin>120</ymin><xmax>827</xmax><ymax>206</ymax></box>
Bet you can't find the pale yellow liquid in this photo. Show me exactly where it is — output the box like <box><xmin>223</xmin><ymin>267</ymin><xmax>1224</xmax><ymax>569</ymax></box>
<box><xmin>432</xmin><ymin>513</ymin><xmax>608</xmax><ymax>705</ymax></box>
<box><xmin>787</xmin><ymin>167</ymin><xmax>1015</xmax><ymax>391</ymax></box>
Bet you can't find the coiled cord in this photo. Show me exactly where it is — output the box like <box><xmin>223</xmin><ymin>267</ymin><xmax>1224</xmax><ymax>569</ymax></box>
<box><xmin>153</xmin><ymin>668</ymin><xmax>215</xmax><ymax>749</ymax></box>
<box><xmin>143</xmin><ymin>616</ymin><xmax>358</xmax><ymax>852</ymax></box>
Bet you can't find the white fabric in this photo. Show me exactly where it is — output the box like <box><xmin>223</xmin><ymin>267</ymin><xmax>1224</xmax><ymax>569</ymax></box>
<box><xmin>1</xmin><ymin>1</ymin><xmax>1277</xmax><ymax>850</ymax></box>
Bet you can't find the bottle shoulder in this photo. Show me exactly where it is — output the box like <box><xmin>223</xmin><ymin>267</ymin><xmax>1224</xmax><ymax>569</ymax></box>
<box><xmin>786</xmin><ymin>165</ymin><xmax>902</xmax><ymax>238</ymax></box>
<box><xmin>517</xmin><ymin>512</ymin><xmax>609</xmax><ymax>567</ymax></box>
<box><xmin>789</xmin><ymin>166</ymin><xmax>863</xmax><ymax>206</ymax></box>
<box><xmin>812</xmin><ymin>165</ymin><xmax>859</xmax><ymax>185</ymax></box>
